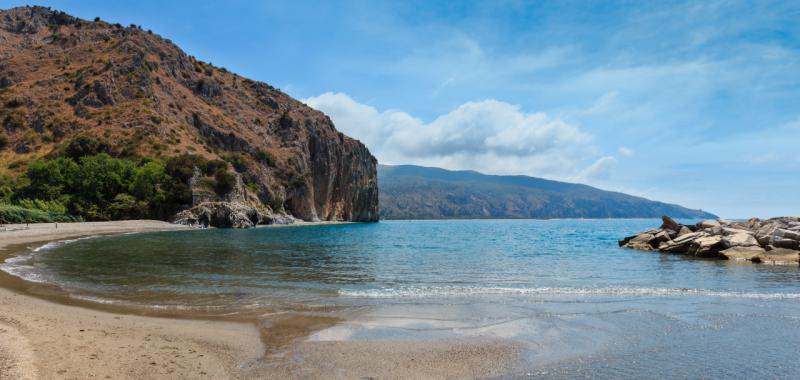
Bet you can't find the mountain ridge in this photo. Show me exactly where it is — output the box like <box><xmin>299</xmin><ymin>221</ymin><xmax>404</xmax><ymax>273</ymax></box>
<box><xmin>378</xmin><ymin>164</ymin><xmax>717</xmax><ymax>220</ymax></box>
<box><xmin>0</xmin><ymin>6</ymin><xmax>378</xmax><ymax>223</ymax></box>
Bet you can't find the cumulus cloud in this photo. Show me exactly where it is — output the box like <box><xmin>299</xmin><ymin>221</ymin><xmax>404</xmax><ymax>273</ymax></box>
<box><xmin>304</xmin><ymin>92</ymin><xmax>615</xmax><ymax>181</ymax></box>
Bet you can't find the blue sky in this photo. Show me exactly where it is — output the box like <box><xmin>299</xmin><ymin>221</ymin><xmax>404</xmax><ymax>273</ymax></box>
<box><xmin>6</xmin><ymin>1</ymin><xmax>800</xmax><ymax>218</ymax></box>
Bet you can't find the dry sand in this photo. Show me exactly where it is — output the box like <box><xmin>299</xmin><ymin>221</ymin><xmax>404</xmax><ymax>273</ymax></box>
<box><xmin>0</xmin><ymin>221</ymin><xmax>519</xmax><ymax>379</ymax></box>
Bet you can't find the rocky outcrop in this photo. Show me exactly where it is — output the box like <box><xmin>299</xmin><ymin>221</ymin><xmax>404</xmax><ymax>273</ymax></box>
<box><xmin>172</xmin><ymin>201</ymin><xmax>298</xmax><ymax>228</ymax></box>
<box><xmin>0</xmin><ymin>6</ymin><xmax>379</xmax><ymax>224</ymax></box>
<box><xmin>619</xmin><ymin>216</ymin><xmax>800</xmax><ymax>265</ymax></box>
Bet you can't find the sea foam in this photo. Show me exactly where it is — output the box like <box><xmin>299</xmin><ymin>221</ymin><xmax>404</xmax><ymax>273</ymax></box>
<box><xmin>0</xmin><ymin>235</ymin><xmax>97</xmax><ymax>284</ymax></box>
<box><xmin>338</xmin><ymin>286</ymin><xmax>800</xmax><ymax>300</ymax></box>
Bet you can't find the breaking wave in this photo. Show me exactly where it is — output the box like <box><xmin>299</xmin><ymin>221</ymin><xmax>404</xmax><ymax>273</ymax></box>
<box><xmin>338</xmin><ymin>286</ymin><xmax>800</xmax><ymax>300</ymax></box>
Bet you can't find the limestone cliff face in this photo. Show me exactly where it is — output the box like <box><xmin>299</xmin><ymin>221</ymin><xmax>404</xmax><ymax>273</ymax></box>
<box><xmin>274</xmin><ymin>111</ymin><xmax>379</xmax><ymax>222</ymax></box>
<box><xmin>0</xmin><ymin>6</ymin><xmax>378</xmax><ymax>222</ymax></box>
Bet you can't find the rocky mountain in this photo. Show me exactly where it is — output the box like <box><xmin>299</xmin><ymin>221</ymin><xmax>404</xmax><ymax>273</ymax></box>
<box><xmin>0</xmin><ymin>6</ymin><xmax>378</xmax><ymax>223</ymax></box>
<box><xmin>379</xmin><ymin>165</ymin><xmax>717</xmax><ymax>219</ymax></box>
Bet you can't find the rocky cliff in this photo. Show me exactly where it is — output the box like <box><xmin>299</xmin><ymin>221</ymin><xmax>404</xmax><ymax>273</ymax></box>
<box><xmin>0</xmin><ymin>6</ymin><xmax>378</xmax><ymax>224</ymax></box>
<box><xmin>620</xmin><ymin>216</ymin><xmax>800</xmax><ymax>265</ymax></box>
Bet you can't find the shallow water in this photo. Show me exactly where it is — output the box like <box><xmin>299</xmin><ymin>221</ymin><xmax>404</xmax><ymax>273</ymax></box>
<box><xmin>3</xmin><ymin>219</ymin><xmax>800</xmax><ymax>378</ymax></box>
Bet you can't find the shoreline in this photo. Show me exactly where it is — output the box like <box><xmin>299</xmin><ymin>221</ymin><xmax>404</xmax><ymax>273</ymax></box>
<box><xmin>0</xmin><ymin>220</ymin><xmax>267</xmax><ymax>379</ymax></box>
<box><xmin>0</xmin><ymin>220</ymin><xmax>520</xmax><ymax>379</ymax></box>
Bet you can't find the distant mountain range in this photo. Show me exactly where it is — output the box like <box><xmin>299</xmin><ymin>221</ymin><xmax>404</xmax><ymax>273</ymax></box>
<box><xmin>378</xmin><ymin>165</ymin><xmax>717</xmax><ymax>220</ymax></box>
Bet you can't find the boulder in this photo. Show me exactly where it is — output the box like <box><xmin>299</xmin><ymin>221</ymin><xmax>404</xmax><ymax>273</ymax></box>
<box><xmin>688</xmin><ymin>235</ymin><xmax>725</xmax><ymax>257</ymax></box>
<box><xmin>654</xmin><ymin>230</ymin><xmax>673</xmax><ymax>244</ymax></box>
<box><xmin>760</xmin><ymin>248</ymin><xmax>800</xmax><ymax>265</ymax></box>
<box><xmin>625</xmin><ymin>233</ymin><xmax>658</xmax><ymax>250</ymax></box>
<box><xmin>697</xmin><ymin>220</ymin><xmax>720</xmax><ymax>229</ymax></box>
<box><xmin>677</xmin><ymin>226</ymin><xmax>693</xmax><ymax>237</ymax></box>
<box><xmin>708</xmin><ymin>226</ymin><xmax>724</xmax><ymax>235</ymax></box>
<box><xmin>672</xmin><ymin>231</ymin><xmax>704</xmax><ymax>244</ymax></box>
<box><xmin>173</xmin><ymin>202</ymin><xmax>274</xmax><ymax>228</ymax></box>
<box><xmin>755</xmin><ymin>224</ymin><xmax>777</xmax><ymax>246</ymax></box>
<box><xmin>269</xmin><ymin>214</ymin><xmax>300</xmax><ymax>225</ymax></box>
<box><xmin>772</xmin><ymin>238</ymin><xmax>800</xmax><ymax>250</ymax></box>
<box><xmin>774</xmin><ymin>228</ymin><xmax>800</xmax><ymax>241</ymax></box>
<box><xmin>618</xmin><ymin>228</ymin><xmax>660</xmax><ymax>247</ymax></box>
<box><xmin>741</xmin><ymin>217</ymin><xmax>762</xmax><ymax>230</ymax></box>
<box><xmin>719</xmin><ymin>246</ymin><xmax>766</xmax><ymax>262</ymax></box>
<box><xmin>661</xmin><ymin>215</ymin><xmax>680</xmax><ymax>231</ymax></box>
<box><xmin>721</xmin><ymin>227</ymin><xmax>755</xmax><ymax>236</ymax></box>
<box><xmin>618</xmin><ymin>234</ymin><xmax>637</xmax><ymax>247</ymax></box>
<box><xmin>658</xmin><ymin>232</ymin><xmax>704</xmax><ymax>253</ymax></box>
<box><xmin>722</xmin><ymin>232</ymin><xmax>759</xmax><ymax>248</ymax></box>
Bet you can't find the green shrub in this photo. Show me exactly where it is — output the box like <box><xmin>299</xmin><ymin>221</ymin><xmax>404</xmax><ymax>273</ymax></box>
<box><xmin>253</xmin><ymin>149</ymin><xmax>276</xmax><ymax>167</ymax></box>
<box><xmin>214</xmin><ymin>170</ymin><xmax>236</xmax><ymax>196</ymax></box>
<box><xmin>204</xmin><ymin>159</ymin><xmax>227</xmax><ymax>176</ymax></box>
<box><xmin>0</xmin><ymin>174</ymin><xmax>17</xmax><ymax>202</ymax></box>
<box><xmin>21</xmin><ymin>158</ymin><xmax>79</xmax><ymax>200</ymax></box>
<box><xmin>222</xmin><ymin>153</ymin><xmax>247</xmax><ymax>173</ymax></box>
<box><xmin>129</xmin><ymin>161</ymin><xmax>167</xmax><ymax>200</ymax></box>
<box><xmin>65</xmin><ymin>135</ymin><xmax>106</xmax><ymax>159</ymax></box>
<box><xmin>165</xmin><ymin>153</ymin><xmax>207</xmax><ymax>182</ymax></box>
<box><xmin>0</xmin><ymin>203</ymin><xmax>80</xmax><ymax>223</ymax></box>
<box><xmin>108</xmin><ymin>193</ymin><xmax>147</xmax><ymax>220</ymax></box>
<box><xmin>16</xmin><ymin>199</ymin><xmax>67</xmax><ymax>214</ymax></box>
<box><xmin>3</xmin><ymin>149</ymin><xmax>214</xmax><ymax>221</ymax></box>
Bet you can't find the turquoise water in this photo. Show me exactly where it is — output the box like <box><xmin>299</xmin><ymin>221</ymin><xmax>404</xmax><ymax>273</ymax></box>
<box><xmin>4</xmin><ymin>219</ymin><xmax>800</xmax><ymax>378</ymax></box>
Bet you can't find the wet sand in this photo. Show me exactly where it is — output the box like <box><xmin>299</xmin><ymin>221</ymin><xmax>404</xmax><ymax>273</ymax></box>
<box><xmin>0</xmin><ymin>221</ymin><xmax>519</xmax><ymax>379</ymax></box>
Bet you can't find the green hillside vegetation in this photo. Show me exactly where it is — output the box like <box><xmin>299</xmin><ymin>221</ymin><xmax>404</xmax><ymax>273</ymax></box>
<box><xmin>378</xmin><ymin>165</ymin><xmax>717</xmax><ymax>220</ymax></box>
<box><xmin>0</xmin><ymin>136</ymin><xmax>236</xmax><ymax>222</ymax></box>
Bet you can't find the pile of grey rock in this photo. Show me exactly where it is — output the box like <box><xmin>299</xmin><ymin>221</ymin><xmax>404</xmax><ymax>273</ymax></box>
<box><xmin>619</xmin><ymin>216</ymin><xmax>800</xmax><ymax>265</ymax></box>
<box><xmin>172</xmin><ymin>202</ymin><xmax>298</xmax><ymax>228</ymax></box>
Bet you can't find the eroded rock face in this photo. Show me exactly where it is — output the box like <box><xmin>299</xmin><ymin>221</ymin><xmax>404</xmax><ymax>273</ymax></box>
<box><xmin>620</xmin><ymin>216</ymin><xmax>800</xmax><ymax>265</ymax></box>
<box><xmin>172</xmin><ymin>202</ymin><xmax>294</xmax><ymax>228</ymax></box>
<box><xmin>0</xmin><ymin>6</ymin><xmax>379</xmax><ymax>224</ymax></box>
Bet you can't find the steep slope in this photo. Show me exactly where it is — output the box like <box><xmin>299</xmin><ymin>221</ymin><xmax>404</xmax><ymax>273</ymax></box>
<box><xmin>379</xmin><ymin>165</ymin><xmax>717</xmax><ymax>219</ymax></box>
<box><xmin>0</xmin><ymin>6</ymin><xmax>378</xmax><ymax>222</ymax></box>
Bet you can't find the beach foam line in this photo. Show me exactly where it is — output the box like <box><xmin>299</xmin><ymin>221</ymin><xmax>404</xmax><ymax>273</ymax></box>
<box><xmin>0</xmin><ymin>235</ymin><xmax>98</xmax><ymax>284</ymax></box>
<box><xmin>31</xmin><ymin>235</ymin><xmax>98</xmax><ymax>252</ymax></box>
<box><xmin>338</xmin><ymin>286</ymin><xmax>800</xmax><ymax>300</ymax></box>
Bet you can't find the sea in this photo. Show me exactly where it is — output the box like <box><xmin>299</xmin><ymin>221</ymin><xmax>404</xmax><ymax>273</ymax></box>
<box><xmin>3</xmin><ymin>219</ymin><xmax>800</xmax><ymax>378</ymax></box>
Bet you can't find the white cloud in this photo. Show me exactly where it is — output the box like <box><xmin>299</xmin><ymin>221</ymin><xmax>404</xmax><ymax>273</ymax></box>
<box><xmin>784</xmin><ymin>117</ymin><xmax>800</xmax><ymax>130</ymax></box>
<box><xmin>571</xmin><ymin>156</ymin><xmax>617</xmax><ymax>183</ymax></box>
<box><xmin>304</xmin><ymin>92</ymin><xmax>610</xmax><ymax>181</ymax></box>
<box><xmin>618</xmin><ymin>147</ymin><xmax>634</xmax><ymax>156</ymax></box>
<box><xmin>584</xmin><ymin>91</ymin><xmax>620</xmax><ymax>114</ymax></box>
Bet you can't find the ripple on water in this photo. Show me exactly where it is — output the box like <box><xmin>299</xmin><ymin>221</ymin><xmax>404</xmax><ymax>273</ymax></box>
<box><xmin>2</xmin><ymin>220</ymin><xmax>800</xmax><ymax>377</ymax></box>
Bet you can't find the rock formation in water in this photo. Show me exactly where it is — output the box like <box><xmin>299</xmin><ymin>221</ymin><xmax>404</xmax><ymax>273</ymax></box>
<box><xmin>620</xmin><ymin>216</ymin><xmax>800</xmax><ymax>265</ymax></box>
<box><xmin>0</xmin><ymin>6</ymin><xmax>379</xmax><ymax>226</ymax></box>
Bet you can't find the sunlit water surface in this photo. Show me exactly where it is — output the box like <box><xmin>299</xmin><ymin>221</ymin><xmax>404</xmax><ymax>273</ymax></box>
<box><xmin>4</xmin><ymin>219</ymin><xmax>800</xmax><ymax>378</ymax></box>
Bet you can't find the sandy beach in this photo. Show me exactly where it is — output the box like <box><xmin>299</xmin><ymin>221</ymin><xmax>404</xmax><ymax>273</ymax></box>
<box><xmin>0</xmin><ymin>221</ymin><xmax>519</xmax><ymax>379</ymax></box>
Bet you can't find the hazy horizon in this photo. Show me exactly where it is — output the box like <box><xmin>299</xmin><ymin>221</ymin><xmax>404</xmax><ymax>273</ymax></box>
<box><xmin>5</xmin><ymin>1</ymin><xmax>799</xmax><ymax>218</ymax></box>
